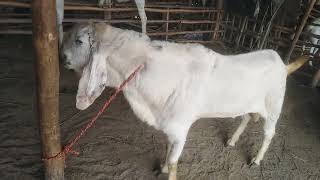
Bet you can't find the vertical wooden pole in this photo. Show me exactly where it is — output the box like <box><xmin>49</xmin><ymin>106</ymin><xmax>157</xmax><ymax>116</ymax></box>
<box><xmin>165</xmin><ymin>9</ymin><xmax>169</xmax><ymax>41</ymax></box>
<box><xmin>222</xmin><ymin>13</ymin><xmax>228</xmax><ymax>41</ymax></box>
<box><xmin>212</xmin><ymin>0</ymin><xmax>223</xmax><ymax>40</ymax></box>
<box><xmin>285</xmin><ymin>0</ymin><xmax>317</xmax><ymax>63</ymax></box>
<box><xmin>31</xmin><ymin>0</ymin><xmax>64</xmax><ymax>179</ymax></box>
<box><xmin>103</xmin><ymin>4</ymin><xmax>112</xmax><ymax>22</ymax></box>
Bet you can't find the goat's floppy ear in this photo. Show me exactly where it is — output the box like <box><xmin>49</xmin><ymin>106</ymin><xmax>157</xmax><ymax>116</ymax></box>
<box><xmin>76</xmin><ymin>53</ymin><xmax>107</xmax><ymax>110</ymax></box>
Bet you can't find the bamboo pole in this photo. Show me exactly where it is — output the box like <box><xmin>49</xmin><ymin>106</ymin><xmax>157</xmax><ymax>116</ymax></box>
<box><xmin>31</xmin><ymin>0</ymin><xmax>64</xmax><ymax>179</ymax></box>
<box><xmin>165</xmin><ymin>9</ymin><xmax>169</xmax><ymax>40</ymax></box>
<box><xmin>236</xmin><ymin>16</ymin><xmax>247</xmax><ymax>48</ymax></box>
<box><xmin>222</xmin><ymin>14</ymin><xmax>228</xmax><ymax>41</ymax></box>
<box><xmin>285</xmin><ymin>0</ymin><xmax>317</xmax><ymax>63</ymax></box>
<box><xmin>0</xmin><ymin>1</ymin><xmax>219</xmax><ymax>13</ymax></box>
<box><xmin>212</xmin><ymin>0</ymin><xmax>224</xmax><ymax>40</ymax></box>
<box><xmin>249</xmin><ymin>21</ymin><xmax>257</xmax><ymax>49</ymax></box>
<box><xmin>0</xmin><ymin>30</ymin><xmax>32</xmax><ymax>34</ymax></box>
<box><xmin>148</xmin><ymin>30</ymin><xmax>216</xmax><ymax>36</ymax></box>
<box><xmin>258</xmin><ymin>1</ymin><xmax>284</xmax><ymax>50</ymax></box>
<box><xmin>0</xmin><ymin>29</ymin><xmax>219</xmax><ymax>36</ymax></box>
<box><xmin>103</xmin><ymin>4</ymin><xmax>112</xmax><ymax>22</ymax></box>
<box><xmin>0</xmin><ymin>18</ymin><xmax>216</xmax><ymax>24</ymax></box>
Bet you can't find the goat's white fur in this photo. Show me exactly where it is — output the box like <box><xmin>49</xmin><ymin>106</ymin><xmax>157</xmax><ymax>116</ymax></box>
<box><xmin>56</xmin><ymin>0</ymin><xmax>147</xmax><ymax>46</ymax></box>
<box><xmin>303</xmin><ymin>18</ymin><xmax>320</xmax><ymax>87</ymax></box>
<box><xmin>62</xmin><ymin>23</ymin><xmax>295</xmax><ymax>180</ymax></box>
<box><xmin>305</xmin><ymin>18</ymin><xmax>320</xmax><ymax>56</ymax></box>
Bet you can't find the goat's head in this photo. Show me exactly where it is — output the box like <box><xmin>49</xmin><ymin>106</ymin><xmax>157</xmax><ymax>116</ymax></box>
<box><xmin>76</xmin><ymin>53</ymin><xmax>108</xmax><ymax>110</ymax></box>
<box><xmin>61</xmin><ymin>23</ymin><xmax>98</xmax><ymax>74</ymax></box>
<box><xmin>61</xmin><ymin>22</ymin><xmax>110</xmax><ymax>110</ymax></box>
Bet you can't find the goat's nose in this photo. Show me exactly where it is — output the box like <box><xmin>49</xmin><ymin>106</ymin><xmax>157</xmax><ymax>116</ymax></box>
<box><xmin>62</xmin><ymin>53</ymin><xmax>67</xmax><ymax>61</ymax></box>
<box><xmin>63</xmin><ymin>61</ymin><xmax>71</xmax><ymax>66</ymax></box>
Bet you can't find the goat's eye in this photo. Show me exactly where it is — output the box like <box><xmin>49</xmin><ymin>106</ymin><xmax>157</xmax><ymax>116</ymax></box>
<box><xmin>75</xmin><ymin>39</ymin><xmax>83</xmax><ymax>45</ymax></box>
<box><xmin>99</xmin><ymin>84</ymin><xmax>105</xmax><ymax>89</ymax></box>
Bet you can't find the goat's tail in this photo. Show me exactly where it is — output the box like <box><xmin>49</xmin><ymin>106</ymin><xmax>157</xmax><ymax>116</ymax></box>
<box><xmin>286</xmin><ymin>56</ymin><xmax>308</xmax><ymax>75</ymax></box>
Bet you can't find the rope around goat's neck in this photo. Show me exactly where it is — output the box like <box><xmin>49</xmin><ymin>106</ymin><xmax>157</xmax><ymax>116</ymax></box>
<box><xmin>42</xmin><ymin>63</ymin><xmax>144</xmax><ymax>161</ymax></box>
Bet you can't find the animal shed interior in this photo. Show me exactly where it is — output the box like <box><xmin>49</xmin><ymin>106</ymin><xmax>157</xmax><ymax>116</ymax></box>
<box><xmin>0</xmin><ymin>0</ymin><xmax>320</xmax><ymax>179</ymax></box>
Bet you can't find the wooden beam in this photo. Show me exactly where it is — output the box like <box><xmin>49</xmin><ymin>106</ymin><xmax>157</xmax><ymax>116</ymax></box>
<box><xmin>212</xmin><ymin>0</ymin><xmax>223</xmax><ymax>40</ymax></box>
<box><xmin>31</xmin><ymin>0</ymin><xmax>64</xmax><ymax>179</ymax></box>
<box><xmin>0</xmin><ymin>18</ymin><xmax>216</xmax><ymax>24</ymax></box>
<box><xmin>0</xmin><ymin>1</ymin><xmax>218</xmax><ymax>13</ymax></box>
<box><xmin>285</xmin><ymin>0</ymin><xmax>317</xmax><ymax>63</ymax></box>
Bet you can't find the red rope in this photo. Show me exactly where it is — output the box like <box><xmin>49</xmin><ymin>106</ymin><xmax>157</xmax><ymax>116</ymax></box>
<box><xmin>42</xmin><ymin>64</ymin><xmax>144</xmax><ymax>161</ymax></box>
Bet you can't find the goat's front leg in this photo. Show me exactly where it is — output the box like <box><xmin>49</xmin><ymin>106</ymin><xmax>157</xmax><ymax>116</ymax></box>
<box><xmin>163</xmin><ymin>133</ymin><xmax>187</xmax><ymax>180</ymax></box>
<box><xmin>98</xmin><ymin>0</ymin><xmax>105</xmax><ymax>6</ymax></box>
<box><xmin>167</xmin><ymin>141</ymin><xmax>185</xmax><ymax>180</ymax></box>
<box><xmin>98</xmin><ymin>0</ymin><xmax>111</xmax><ymax>6</ymax></box>
<box><xmin>161</xmin><ymin>143</ymin><xmax>172</xmax><ymax>173</ymax></box>
<box><xmin>134</xmin><ymin>0</ymin><xmax>147</xmax><ymax>34</ymax></box>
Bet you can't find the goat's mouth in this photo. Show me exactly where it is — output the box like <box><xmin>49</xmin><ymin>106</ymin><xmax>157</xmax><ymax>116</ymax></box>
<box><xmin>63</xmin><ymin>61</ymin><xmax>73</xmax><ymax>70</ymax></box>
<box><xmin>76</xmin><ymin>96</ymin><xmax>93</xmax><ymax>110</ymax></box>
<box><xmin>66</xmin><ymin>68</ymin><xmax>75</xmax><ymax>72</ymax></box>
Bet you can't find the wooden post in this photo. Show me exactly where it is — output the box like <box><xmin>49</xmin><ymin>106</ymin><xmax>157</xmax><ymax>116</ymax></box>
<box><xmin>165</xmin><ymin>9</ymin><xmax>169</xmax><ymax>41</ymax></box>
<box><xmin>103</xmin><ymin>4</ymin><xmax>112</xmax><ymax>22</ymax></box>
<box><xmin>212</xmin><ymin>0</ymin><xmax>223</xmax><ymax>40</ymax></box>
<box><xmin>285</xmin><ymin>0</ymin><xmax>317</xmax><ymax>63</ymax></box>
<box><xmin>31</xmin><ymin>0</ymin><xmax>64</xmax><ymax>179</ymax></box>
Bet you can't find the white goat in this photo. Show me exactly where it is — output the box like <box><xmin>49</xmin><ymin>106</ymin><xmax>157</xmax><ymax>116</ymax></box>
<box><xmin>303</xmin><ymin>17</ymin><xmax>320</xmax><ymax>87</ymax></box>
<box><xmin>62</xmin><ymin>23</ymin><xmax>306</xmax><ymax>180</ymax></box>
<box><xmin>56</xmin><ymin>0</ymin><xmax>147</xmax><ymax>47</ymax></box>
<box><xmin>305</xmin><ymin>18</ymin><xmax>320</xmax><ymax>56</ymax></box>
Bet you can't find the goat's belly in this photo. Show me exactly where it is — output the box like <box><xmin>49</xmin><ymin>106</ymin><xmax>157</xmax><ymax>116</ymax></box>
<box><xmin>198</xmin><ymin>76</ymin><xmax>269</xmax><ymax>118</ymax></box>
<box><xmin>199</xmin><ymin>93</ymin><xmax>265</xmax><ymax>118</ymax></box>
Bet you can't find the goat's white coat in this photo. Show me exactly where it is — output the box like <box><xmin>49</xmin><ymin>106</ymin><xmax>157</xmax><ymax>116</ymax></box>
<box><xmin>305</xmin><ymin>18</ymin><xmax>320</xmax><ymax>56</ymax></box>
<box><xmin>303</xmin><ymin>18</ymin><xmax>320</xmax><ymax>87</ymax></box>
<box><xmin>62</xmin><ymin>23</ymin><xmax>288</xmax><ymax>180</ymax></box>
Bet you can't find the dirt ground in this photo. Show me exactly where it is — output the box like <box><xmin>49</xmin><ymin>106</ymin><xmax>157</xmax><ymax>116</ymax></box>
<box><xmin>0</xmin><ymin>35</ymin><xmax>319</xmax><ymax>180</ymax></box>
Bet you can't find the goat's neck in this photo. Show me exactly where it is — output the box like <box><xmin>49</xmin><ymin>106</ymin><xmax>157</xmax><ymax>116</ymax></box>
<box><xmin>105</xmin><ymin>55</ymin><xmax>145</xmax><ymax>88</ymax></box>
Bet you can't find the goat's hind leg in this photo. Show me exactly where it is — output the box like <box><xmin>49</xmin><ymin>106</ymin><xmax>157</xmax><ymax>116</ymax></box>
<box><xmin>227</xmin><ymin>114</ymin><xmax>251</xmax><ymax>147</ymax></box>
<box><xmin>98</xmin><ymin>0</ymin><xmax>109</xmax><ymax>6</ymax></box>
<box><xmin>250</xmin><ymin>116</ymin><xmax>277</xmax><ymax>166</ymax></box>
<box><xmin>162</xmin><ymin>128</ymin><xmax>189</xmax><ymax>180</ymax></box>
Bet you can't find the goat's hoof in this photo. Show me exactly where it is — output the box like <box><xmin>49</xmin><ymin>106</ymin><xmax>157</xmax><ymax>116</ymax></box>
<box><xmin>226</xmin><ymin>139</ymin><xmax>235</xmax><ymax>147</ymax></box>
<box><xmin>152</xmin><ymin>169</ymin><xmax>161</xmax><ymax>177</ymax></box>
<box><xmin>249</xmin><ymin>158</ymin><xmax>260</xmax><ymax>168</ymax></box>
<box><xmin>161</xmin><ymin>164</ymin><xmax>169</xmax><ymax>174</ymax></box>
